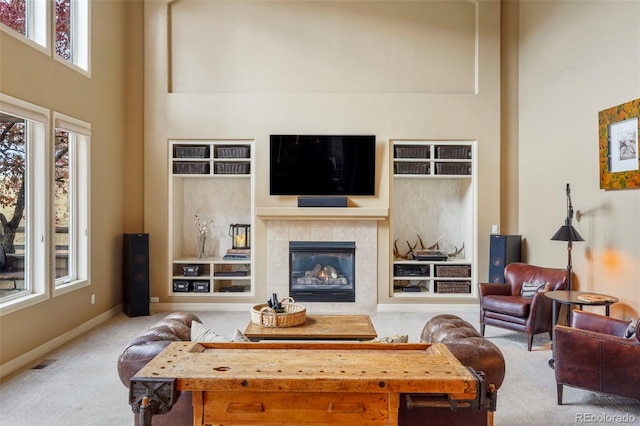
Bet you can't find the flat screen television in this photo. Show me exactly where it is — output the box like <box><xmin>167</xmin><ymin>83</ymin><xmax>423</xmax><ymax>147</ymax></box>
<box><xmin>270</xmin><ymin>135</ymin><xmax>376</xmax><ymax>196</ymax></box>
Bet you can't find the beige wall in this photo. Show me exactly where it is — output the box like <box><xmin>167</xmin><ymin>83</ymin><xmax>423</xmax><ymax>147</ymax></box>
<box><xmin>144</xmin><ymin>0</ymin><xmax>501</xmax><ymax>306</ymax></box>
<box><xmin>0</xmin><ymin>1</ymin><xmax>143</xmax><ymax>367</ymax></box>
<box><xmin>3</xmin><ymin>0</ymin><xmax>637</xmax><ymax>372</ymax></box>
<box><xmin>515</xmin><ymin>1</ymin><xmax>640</xmax><ymax>318</ymax></box>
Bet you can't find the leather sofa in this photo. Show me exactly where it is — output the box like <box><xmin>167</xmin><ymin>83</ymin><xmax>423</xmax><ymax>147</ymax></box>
<box><xmin>397</xmin><ymin>313</ymin><xmax>505</xmax><ymax>426</ymax></box>
<box><xmin>118</xmin><ymin>312</ymin><xmax>201</xmax><ymax>426</ymax></box>
<box><xmin>554</xmin><ymin>309</ymin><xmax>640</xmax><ymax>404</ymax></box>
<box><xmin>118</xmin><ymin>312</ymin><xmax>504</xmax><ymax>426</ymax></box>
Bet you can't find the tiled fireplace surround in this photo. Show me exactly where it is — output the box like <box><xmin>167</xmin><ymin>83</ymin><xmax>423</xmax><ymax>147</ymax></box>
<box><xmin>265</xmin><ymin>220</ymin><xmax>378</xmax><ymax>314</ymax></box>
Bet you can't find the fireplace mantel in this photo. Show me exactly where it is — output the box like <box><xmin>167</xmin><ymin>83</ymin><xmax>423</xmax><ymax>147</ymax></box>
<box><xmin>256</xmin><ymin>207</ymin><xmax>388</xmax><ymax>221</ymax></box>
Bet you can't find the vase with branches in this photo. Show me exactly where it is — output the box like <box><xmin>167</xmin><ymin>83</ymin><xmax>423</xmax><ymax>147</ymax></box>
<box><xmin>195</xmin><ymin>213</ymin><xmax>213</xmax><ymax>258</ymax></box>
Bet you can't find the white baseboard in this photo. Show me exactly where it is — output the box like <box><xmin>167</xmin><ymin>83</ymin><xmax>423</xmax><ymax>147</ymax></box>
<box><xmin>0</xmin><ymin>305</ymin><xmax>122</xmax><ymax>380</ymax></box>
<box><xmin>376</xmin><ymin>303</ymin><xmax>479</xmax><ymax>314</ymax></box>
<box><xmin>151</xmin><ymin>302</ymin><xmax>480</xmax><ymax>315</ymax></box>
<box><xmin>150</xmin><ymin>302</ymin><xmax>254</xmax><ymax>313</ymax></box>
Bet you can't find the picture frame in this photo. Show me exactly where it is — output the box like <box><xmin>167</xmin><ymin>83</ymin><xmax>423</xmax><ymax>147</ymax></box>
<box><xmin>599</xmin><ymin>98</ymin><xmax>640</xmax><ymax>189</ymax></box>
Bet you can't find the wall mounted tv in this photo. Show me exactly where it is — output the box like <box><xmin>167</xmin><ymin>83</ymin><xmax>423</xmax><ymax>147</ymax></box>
<box><xmin>270</xmin><ymin>135</ymin><xmax>376</xmax><ymax>196</ymax></box>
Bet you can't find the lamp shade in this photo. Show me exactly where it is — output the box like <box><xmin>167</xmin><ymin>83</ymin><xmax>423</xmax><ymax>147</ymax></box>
<box><xmin>551</xmin><ymin>225</ymin><xmax>584</xmax><ymax>242</ymax></box>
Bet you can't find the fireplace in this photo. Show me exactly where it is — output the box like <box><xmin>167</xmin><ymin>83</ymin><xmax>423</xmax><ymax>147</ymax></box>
<box><xmin>289</xmin><ymin>241</ymin><xmax>356</xmax><ymax>303</ymax></box>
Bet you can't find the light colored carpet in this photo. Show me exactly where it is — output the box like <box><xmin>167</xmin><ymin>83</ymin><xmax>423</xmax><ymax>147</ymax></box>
<box><xmin>1</xmin><ymin>308</ymin><xmax>639</xmax><ymax>425</ymax></box>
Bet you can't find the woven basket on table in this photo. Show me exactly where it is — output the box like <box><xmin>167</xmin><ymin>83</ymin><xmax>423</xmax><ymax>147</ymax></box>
<box><xmin>250</xmin><ymin>297</ymin><xmax>306</xmax><ymax>328</ymax></box>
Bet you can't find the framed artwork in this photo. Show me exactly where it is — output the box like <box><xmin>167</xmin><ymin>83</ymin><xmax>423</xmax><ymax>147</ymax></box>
<box><xmin>599</xmin><ymin>98</ymin><xmax>640</xmax><ymax>189</ymax></box>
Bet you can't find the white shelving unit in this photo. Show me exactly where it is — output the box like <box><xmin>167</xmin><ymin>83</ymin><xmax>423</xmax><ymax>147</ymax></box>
<box><xmin>391</xmin><ymin>140</ymin><xmax>477</xmax><ymax>300</ymax></box>
<box><xmin>393</xmin><ymin>141</ymin><xmax>472</xmax><ymax>178</ymax></box>
<box><xmin>168</xmin><ymin>140</ymin><xmax>254</xmax><ymax>297</ymax></box>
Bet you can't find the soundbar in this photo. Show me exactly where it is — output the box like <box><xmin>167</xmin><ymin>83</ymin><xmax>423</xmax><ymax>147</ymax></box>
<box><xmin>297</xmin><ymin>197</ymin><xmax>348</xmax><ymax>208</ymax></box>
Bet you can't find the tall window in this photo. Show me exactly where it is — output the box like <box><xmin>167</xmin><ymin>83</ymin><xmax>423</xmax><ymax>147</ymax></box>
<box><xmin>54</xmin><ymin>129</ymin><xmax>71</xmax><ymax>280</ymax></box>
<box><xmin>1</xmin><ymin>96</ymin><xmax>90</xmax><ymax>313</ymax></box>
<box><xmin>53</xmin><ymin>113</ymin><xmax>89</xmax><ymax>293</ymax></box>
<box><xmin>0</xmin><ymin>94</ymin><xmax>49</xmax><ymax>310</ymax></box>
<box><xmin>0</xmin><ymin>114</ymin><xmax>28</xmax><ymax>300</ymax></box>
<box><xmin>54</xmin><ymin>0</ymin><xmax>89</xmax><ymax>71</ymax></box>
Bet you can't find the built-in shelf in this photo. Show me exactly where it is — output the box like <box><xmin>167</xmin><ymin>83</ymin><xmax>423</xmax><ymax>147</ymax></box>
<box><xmin>256</xmin><ymin>207</ymin><xmax>389</xmax><ymax>220</ymax></box>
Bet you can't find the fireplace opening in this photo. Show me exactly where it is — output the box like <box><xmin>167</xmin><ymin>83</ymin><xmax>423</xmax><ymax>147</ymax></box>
<box><xmin>289</xmin><ymin>241</ymin><xmax>355</xmax><ymax>303</ymax></box>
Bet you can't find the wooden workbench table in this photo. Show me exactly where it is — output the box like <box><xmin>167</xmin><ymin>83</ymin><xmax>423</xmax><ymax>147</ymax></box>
<box><xmin>131</xmin><ymin>342</ymin><xmax>483</xmax><ymax>426</ymax></box>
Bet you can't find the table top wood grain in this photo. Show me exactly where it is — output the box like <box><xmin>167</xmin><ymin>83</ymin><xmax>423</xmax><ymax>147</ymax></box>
<box><xmin>134</xmin><ymin>341</ymin><xmax>478</xmax><ymax>401</ymax></box>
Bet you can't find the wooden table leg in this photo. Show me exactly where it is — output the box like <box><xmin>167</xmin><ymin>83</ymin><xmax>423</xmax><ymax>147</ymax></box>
<box><xmin>192</xmin><ymin>391</ymin><xmax>204</xmax><ymax>426</ymax></box>
<box><xmin>388</xmin><ymin>392</ymin><xmax>399</xmax><ymax>426</ymax></box>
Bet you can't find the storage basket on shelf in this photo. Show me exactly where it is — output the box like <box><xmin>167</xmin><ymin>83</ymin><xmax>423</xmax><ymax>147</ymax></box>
<box><xmin>174</xmin><ymin>145</ymin><xmax>209</xmax><ymax>159</ymax></box>
<box><xmin>436</xmin><ymin>145</ymin><xmax>471</xmax><ymax>159</ymax></box>
<box><xmin>434</xmin><ymin>265</ymin><xmax>471</xmax><ymax>278</ymax></box>
<box><xmin>435</xmin><ymin>281</ymin><xmax>472</xmax><ymax>294</ymax></box>
<box><xmin>250</xmin><ymin>297</ymin><xmax>306</xmax><ymax>327</ymax></box>
<box><xmin>435</xmin><ymin>162</ymin><xmax>471</xmax><ymax>175</ymax></box>
<box><xmin>215</xmin><ymin>146</ymin><xmax>250</xmax><ymax>159</ymax></box>
<box><xmin>394</xmin><ymin>162</ymin><xmax>429</xmax><ymax>175</ymax></box>
<box><xmin>394</xmin><ymin>145</ymin><xmax>429</xmax><ymax>159</ymax></box>
<box><xmin>215</xmin><ymin>162</ymin><xmax>250</xmax><ymax>174</ymax></box>
<box><xmin>173</xmin><ymin>162</ymin><xmax>210</xmax><ymax>175</ymax></box>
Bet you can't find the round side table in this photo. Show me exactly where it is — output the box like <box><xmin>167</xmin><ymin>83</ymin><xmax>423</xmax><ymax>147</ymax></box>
<box><xmin>545</xmin><ymin>290</ymin><xmax>619</xmax><ymax>326</ymax></box>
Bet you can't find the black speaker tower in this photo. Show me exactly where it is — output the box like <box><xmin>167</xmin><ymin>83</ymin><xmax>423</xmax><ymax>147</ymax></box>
<box><xmin>489</xmin><ymin>234</ymin><xmax>522</xmax><ymax>283</ymax></box>
<box><xmin>123</xmin><ymin>233</ymin><xmax>150</xmax><ymax>317</ymax></box>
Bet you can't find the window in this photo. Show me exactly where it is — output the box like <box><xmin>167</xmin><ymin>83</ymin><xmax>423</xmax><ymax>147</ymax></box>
<box><xmin>0</xmin><ymin>95</ymin><xmax>90</xmax><ymax>314</ymax></box>
<box><xmin>55</xmin><ymin>0</ymin><xmax>89</xmax><ymax>72</ymax></box>
<box><xmin>0</xmin><ymin>0</ymin><xmax>48</xmax><ymax>50</ymax></box>
<box><xmin>1</xmin><ymin>0</ymin><xmax>88</xmax><ymax>72</ymax></box>
<box><xmin>0</xmin><ymin>94</ymin><xmax>49</xmax><ymax>312</ymax></box>
<box><xmin>52</xmin><ymin>113</ymin><xmax>90</xmax><ymax>294</ymax></box>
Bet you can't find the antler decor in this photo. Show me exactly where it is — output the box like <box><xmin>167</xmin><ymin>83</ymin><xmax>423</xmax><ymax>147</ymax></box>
<box><xmin>395</xmin><ymin>235</ymin><xmax>452</xmax><ymax>260</ymax></box>
<box><xmin>448</xmin><ymin>243</ymin><xmax>465</xmax><ymax>258</ymax></box>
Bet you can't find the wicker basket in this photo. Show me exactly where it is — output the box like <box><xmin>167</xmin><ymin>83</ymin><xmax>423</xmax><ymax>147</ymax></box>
<box><xmin>251</xmin><ymin>297</ymin><xmax>306</xmax><ymax>328</ymax></box>
<box><xmin>435</xmin><ymin>281</ymin><xmax>471</xmax><ymax>294</ymax></box>
<box><xmin>173</xmin><ymin>162</ymin><xmax>210</xmax><ymax>175</ymax></box>
<box><xmin>394</xmin><ymin>145</ymin><xmax>429</xmax><ymax>159</ymax></box>
<box><xmin>436</xmin><ymin>145</ymin><xmax>471</xmax><ymax>159</ymax></box>
<box><xmin>394</xmin><ymin>162</ymin><xmax>429</xmax><ymax>175</ymax></box>
<box><xmin>435</xmin><ymin>162</ymin><xmax>471</xmax><ymax>175</ymax></box>
<box><xmin>215</xmin><ymin>146</ymin><xmax>250</xmax><ymax>159</ymax></box>
<box><xmin>214</xmin><ymin>162</ymin><xmax>250</xmax><ymax>174</ymax></box>
<box><xmin>174</xmin><ymin>145</ymin><xmax>210</xmax><ymax>159</ymax></box>
<box><xmin>434</xmin><ymin>265</ymin><xmax>471</xmax><ymax>278</ymax></box>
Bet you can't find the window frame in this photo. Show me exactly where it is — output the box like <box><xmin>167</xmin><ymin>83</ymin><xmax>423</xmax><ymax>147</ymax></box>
<box><xmin>0</xmin><ymin>0</ymin><xmax>90</xmax><ymax>75</ymax></box>
<box><xmin>52</xmin><ymin>112</ymin><xmax>90</xmax><ymax>297</ymax></box>
<box><xmin>0</xmin><ymin>0</ymin><xmax>50</xmax><ymax>56</ymax></box>
<box><xmin>0</xmin><ymin>93</ymin><xmax>51</xmax><ymax>315</ymax></box>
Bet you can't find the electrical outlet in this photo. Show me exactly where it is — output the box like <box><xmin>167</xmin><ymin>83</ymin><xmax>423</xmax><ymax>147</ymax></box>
<box><xmin>91</xmin><ymin>294</ymin><xmax>95</xmax><ymax>304</ymax></box>
<box><xmin>150</xmin><ymin>297</ymin><xmax>160</xmax><ymax>303</ymax></box>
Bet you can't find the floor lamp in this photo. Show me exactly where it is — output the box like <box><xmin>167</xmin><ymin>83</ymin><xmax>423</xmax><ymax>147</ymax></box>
<box><xmin>551</xmin><ymin>183</ymin><xmax>584</xmax><ymax>291</ymax></box>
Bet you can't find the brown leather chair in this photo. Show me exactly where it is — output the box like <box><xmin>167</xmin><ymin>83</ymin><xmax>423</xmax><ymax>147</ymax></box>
<box><xmin>554</xmin><ymin>309</ymin><xmax>640</xmax><ymax>404</ymax></box>
<box><xmin>478</xmin><ymin>262</ymin><xmax>568</xmax><ymax>350</ymax></box>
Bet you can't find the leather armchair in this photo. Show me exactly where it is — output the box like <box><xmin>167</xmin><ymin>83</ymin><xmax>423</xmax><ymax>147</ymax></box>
<box><xmin>554</xmin><ymin>309</ymin><xmax>640</xmax><ymax>404</ymax></box>
<box><xmin>478</xmin><ymin>262</ymin><xmax>568</xmax><ymax>350</ymax></box>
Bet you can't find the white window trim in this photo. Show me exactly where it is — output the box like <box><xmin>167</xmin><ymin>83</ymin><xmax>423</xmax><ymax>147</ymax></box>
<box><xmin>1</xmin><ymin>0</ymin><xmax>90</xmax><ymax>76</ymax></box>
<box><xmin>0</xmin><ymin>94</ymin><xmax>51</xmax><ymax>316</ymax></box>
<box><xmin>0</xmin><ymin>0</ymin><xmax>50</xmax><ymax>56</ymax></box>
<box><xmin>53</xmin><ymin>0</ymin><xmax>90</xmax><ymax>76</ymax></box>
<box><xmin>52</xmin><ymin>112</ymin><xmax>91</xmax><ymax>297</ymax></box>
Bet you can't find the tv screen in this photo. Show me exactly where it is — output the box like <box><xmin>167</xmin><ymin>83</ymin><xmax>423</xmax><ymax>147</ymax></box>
<box><xmin>270</xmin><ymin>135</ymin><xmax>376</xmax><ymax>196</ymax></box>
